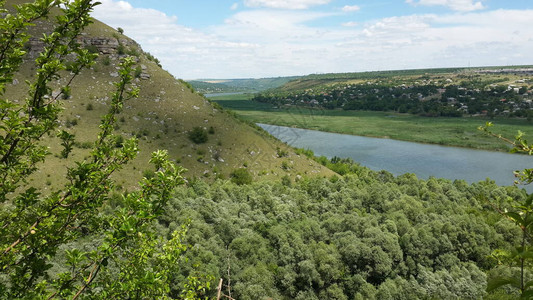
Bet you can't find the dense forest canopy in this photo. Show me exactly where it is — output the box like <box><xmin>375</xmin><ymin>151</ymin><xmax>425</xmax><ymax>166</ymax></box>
<box><xmin>164</xmin><ymin>159</ymin><xmax>527</xmax><ymax>299</ymax></box>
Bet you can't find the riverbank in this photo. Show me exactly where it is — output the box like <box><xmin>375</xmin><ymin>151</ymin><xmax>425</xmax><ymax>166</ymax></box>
<box><xmin>260</xmin><ymin>123</ymin><xmax>533</xmax><ymax>190</ymax></box>
<box><xmin>210</xmin><ymin>94</ymin><xmax>533</xmax><ymax>152</ymax></box>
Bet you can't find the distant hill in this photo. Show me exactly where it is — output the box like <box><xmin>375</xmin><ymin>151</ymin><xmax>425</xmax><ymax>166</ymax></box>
<box><xmin>188</xmin><ymin>80</ymin><xmax>248</xmax><ymax>94</ymax></box>
<box><xmin>273</xmin><ymin>66</ymin><xmax>533</xmax><ymax>92</ymax></box>
<box><xmin>4</xmin><ymin>1</ymin><xmax>333</xmax><ymax>191</ymax></box>
<box><xmin>190</xmin><ymin>77</ymin><xmax>300</xmax><ymax>94</ymax></box>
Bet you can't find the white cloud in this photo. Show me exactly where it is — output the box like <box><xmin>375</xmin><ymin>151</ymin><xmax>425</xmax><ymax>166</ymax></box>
<box><xmin>231</xmin><ymin>3</ymin><xmax>239</xmax><ymax>10</ymax></box>
<box><xmin>342</xmin><ymin>21</ymin><xmax>358</xmax><ymax>27</ymax></box>
<box><xmin>243</xmin><ymin>0</ymin><xmax>331</xmax><ymax>10</ymax></box>
<box><xmin>220</xmin><ymin>10</ymin><xmax>335</xmax><ymax>35</ymax></box>
<box><xmin>93</xmin><ymin>0</ymin><xmax>260</xmax><ymax>79</ymax></box>
<box><xmin>340</xmin><ymin>10</ymin><xmax>533</xmax><ymax>70</ymax></box>
<box><xmin>92</xmin><ymin>1</ymin><xmax>533</xmax><ymax>79</ymax></box>
<box><xmin>342</xmin><ymin>5</ymin><xmax>360</xmax><ymax>12</ymax></box>
<box><xmin>406</xmin><ymin>0</ymin><xmax>485</xmax><ymax>12</ymax></box>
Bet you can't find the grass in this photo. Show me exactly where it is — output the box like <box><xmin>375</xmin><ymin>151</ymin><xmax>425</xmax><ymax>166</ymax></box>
<box><xmin>211</xmin><ymin>95</ymin><xmax>533</xmax><ymax>152</ymax></box>
<box><xmin>4</xmin><ymin>15</ymin><xmax>334</xmax><ymax>191</ymax></box>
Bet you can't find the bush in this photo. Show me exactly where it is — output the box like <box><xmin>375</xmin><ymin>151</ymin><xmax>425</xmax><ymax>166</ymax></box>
<box><xmin>134</xmin><ymin>66</ymin><xmax>142</xmax><ymax>78</ymax></box>
<box><xmin>178</xmin><ymin>79</ymin><xmax>195</xmax><ymax>92</ymax></box>
<box><xmin>281</xmin><ymin>175</ymin><xmax>291</xmax><ymax>186</ymax></box>
<box><xmin>188</xmin><ymin>127</ymin><xmax>208</xmax><ymax>144</ymax></box>
<box><xmin>117</xmin><ymin>44</ymin><xmax>126</xmax><ymax>55</ymax></box>
<box><xmin>86</xmin><ymin>103</ymin><xmax>93</xmax><ymax>110</ymax></box>
<box><xmin>211</xmin><ymin>101</ymin><xmax>223</xmax><ymax>111</ymax></box>
<box><xmin>65</xmin><ymin>118</ymin><xmax>77</xmax><ymax>128</ymax></box>
<box><xmin>127</xmin><ymin>48</ymin><xmax>139</xmax><ymax>57</ymax></box>
<box><xmin>61</xmin><ymin>86</ymin><xmax>71</xmax><ymax>99</ymax></box>
<box><xmin>142</xmin><ymin>169</ymin><xmax>155</xmax><ymax>180</ymax></box>
<box><xmin>230</xmin><ymin>168</ymin><xmax>253</xmax><ymax>185</ymax></box>
<box><xmin>141</xmin><ymin>128</ymin><xmax>149</xmax><ymax>136</ymax></box>
<box><xmin>85</xmin><ymin>44</ymin><xmax>99</xmax><ymax>54</ymax></box>
<box><xmin>144</xmin><ymin>52</ymin><xmax>162</xmax><ymax>67</ymax></box>
<box><xmin>102</xmin><ymin>56</ymin><xmax>111</xmax><ymax>66</ymax></box>
<box><xmin>276</xmin><ymin>147</ymin><xmax>288</xmax><ymax>157</ymax></box>
<box><xmin>295</xmin><ymin>147</ymin><xmax>314</xmax><ymax>158</ymax></box>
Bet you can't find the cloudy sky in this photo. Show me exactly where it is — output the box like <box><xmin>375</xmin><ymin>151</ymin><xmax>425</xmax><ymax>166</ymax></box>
<box><xmin>92</xmin><ymin>0</ymin><xmax>533</xmax><ymax>79</ymax></box>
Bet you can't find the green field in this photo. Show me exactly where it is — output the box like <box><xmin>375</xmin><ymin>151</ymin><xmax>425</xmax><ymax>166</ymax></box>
<box><xmin>211</xmin><ymin>94</ymin><xmax>533</xmax><ymax>151</ymax></box>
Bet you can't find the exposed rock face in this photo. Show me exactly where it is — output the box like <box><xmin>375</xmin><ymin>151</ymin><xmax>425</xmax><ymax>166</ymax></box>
<box><xmin>26</xmin><ymin>38</ymin><xmax>46</xmax><ymax>56</ymax></box>
<box><xmin>81</xmin><ymin>37</ymin><xmax>120</xmax><ymax>54</ymax></box>
<box><xmin>26</xmin><ymin>36</ymin><xmax>139</xmax><ymax>56</ymax></box>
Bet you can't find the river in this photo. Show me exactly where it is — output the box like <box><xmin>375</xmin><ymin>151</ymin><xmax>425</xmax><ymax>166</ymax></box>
<box><xmin>259</xmin><ymin>123</ymin><xmax>533</xmax><ymax>190</ymax></box>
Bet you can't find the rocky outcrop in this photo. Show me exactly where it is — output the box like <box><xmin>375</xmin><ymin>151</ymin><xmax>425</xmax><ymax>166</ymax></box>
<box><xmin>26</xmin><ymin>38</ymin><xmax>46</xmax><ymax>56</ymax></box>
<box><xmin>26</xmin><ymin>36</ymin><xmax>139</xmax><ymax>57</ymax></box>
<box><xmin>80</xmin><ymin>37</ymin><xmax>119</xmax><ymax>54</ymax></box>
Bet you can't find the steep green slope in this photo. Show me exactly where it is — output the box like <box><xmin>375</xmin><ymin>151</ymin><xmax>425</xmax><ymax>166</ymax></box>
<box><xmin>3</xmin><ymin>1</ymin><xmax>333</xmax><ymax>190</ymax></box>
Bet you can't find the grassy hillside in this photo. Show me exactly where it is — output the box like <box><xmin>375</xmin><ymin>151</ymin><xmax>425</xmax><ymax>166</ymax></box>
<box><xmin>4</xmin><ymin>3</ymin><xmax>333</xmax><ymax>191</ymax></box>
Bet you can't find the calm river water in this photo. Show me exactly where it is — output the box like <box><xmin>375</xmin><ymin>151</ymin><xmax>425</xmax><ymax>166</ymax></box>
<box><xmin>259</xmin><ymin>123</ymin><xmax>533</xmax><ymax>190</ymax></box>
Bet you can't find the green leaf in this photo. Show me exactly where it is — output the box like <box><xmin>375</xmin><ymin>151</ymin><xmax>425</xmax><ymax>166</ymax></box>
<box><xmin>506</xmin><ymin>211</ymin><xmax>525</xmax><ymax>226</ymax></box>
<box><xmin>487</xmin><ymin>276</ymin><xmax>520</xmax><ymax>292</ymax></box>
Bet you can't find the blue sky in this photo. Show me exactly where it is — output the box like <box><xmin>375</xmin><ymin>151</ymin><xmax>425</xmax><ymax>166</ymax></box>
<box><xmin>93</xmin><ymin>0</ymin><xmax>533</xmax><ymax>79</ymax></box>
